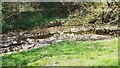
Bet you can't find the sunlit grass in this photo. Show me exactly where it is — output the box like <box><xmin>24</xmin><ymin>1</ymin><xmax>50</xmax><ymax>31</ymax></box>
<box><xmin>2</xmin><ymin>38</ymin><xmax>118</xmax><ymax>66</ymax></box>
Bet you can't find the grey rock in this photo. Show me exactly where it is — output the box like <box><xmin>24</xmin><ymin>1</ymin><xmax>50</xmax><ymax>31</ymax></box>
<box><xmin>12</xmin><ymin>41</ymin><xmax>17</xmax><ymax>44</ymax></box>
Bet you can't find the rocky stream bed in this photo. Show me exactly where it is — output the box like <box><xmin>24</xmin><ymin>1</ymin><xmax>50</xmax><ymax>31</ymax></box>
<box><xmin>0</xmin><ymin>26</ymin><xmax>120</xmax><ymax>55</ymax></box>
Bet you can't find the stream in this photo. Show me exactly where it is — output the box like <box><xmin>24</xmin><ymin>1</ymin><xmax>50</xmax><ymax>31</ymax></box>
<box><xmin>0</xmin><ymin>26</ymin><xmax>120</xmax><ymax>55</ymax></box>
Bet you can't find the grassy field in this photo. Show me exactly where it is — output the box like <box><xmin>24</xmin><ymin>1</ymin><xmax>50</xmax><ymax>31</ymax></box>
<box><xmin>2</xmin><ymin>38</ymin><xmax>118</xmax><ymax>66</ymax></box>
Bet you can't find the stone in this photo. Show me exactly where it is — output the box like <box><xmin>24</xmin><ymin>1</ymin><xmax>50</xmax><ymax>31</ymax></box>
<box><xmin>7</xmin><ymin>32</ymin><xmax>16</xmax><ymax>36</ymax></box>
<box><xmin>12</xmin><ymin>36</ymin><xmax>16</xmax><ymax>39</ymax></box>
<box><xmin>70</xmin><ymin>28</ymin><xmax>79</xmax><ymax>32</ymax></box>
<box><xmin>0</xmin><ymin>26</ymin><xmax>116</xmax><ymax>55</ymax></box>
<box><xmin>90</xmin><ymin>35</ymin><xmax>97</xmax><ymax>39</ymax></box>
<box><xmin>55</xmin><ymin>40</ymin><xmax>62</xmax><ymax>43</ymax></box>
<box><xmin>12</xmin><ymin>41</ymin><xmax>17</xmax><ymax>44</ymax></box>
<box><xmin>1</xmin><ymin>42</ymin><xmax>11</xmax><ymax>48</ymax></box>
<box><xmin>26</xmin><ymin>38</ymin><xmax>33</xmax><ymax>43</ymax></box>
<box><xmin>19</xmin><ymin>32</ymin><xmax>24</xmax><ymax>36</ymax></box>
<box><xmin>69</xmin><ymin>33</ymin><xmax>74</xmax><ymax>37</ymax></box>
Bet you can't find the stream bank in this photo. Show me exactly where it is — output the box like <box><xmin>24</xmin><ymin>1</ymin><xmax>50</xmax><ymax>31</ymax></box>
<box><xmin>0</xmin><ymin>26</ymin><xmax>119</xmax><ymax>55</ymax></box>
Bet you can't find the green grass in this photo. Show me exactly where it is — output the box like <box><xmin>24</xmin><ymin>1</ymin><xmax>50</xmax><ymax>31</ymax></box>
<box><xmin>2</xmin><ymin>38</ymin><xmax>118</xmax><ymax>66</ymax></box>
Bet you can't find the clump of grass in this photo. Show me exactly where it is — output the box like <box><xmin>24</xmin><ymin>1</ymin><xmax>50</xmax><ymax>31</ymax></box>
<box><xmin>2</xmin><ymin>38</ymin><xmax>118</xmax><ymax>66</ymax></box>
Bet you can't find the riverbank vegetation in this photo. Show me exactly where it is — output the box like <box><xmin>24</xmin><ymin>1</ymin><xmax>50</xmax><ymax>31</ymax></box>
<box><xmin>2</xmin><ymin>2</ymin><xmax>120</xmax><ymax>33</ymax></box>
